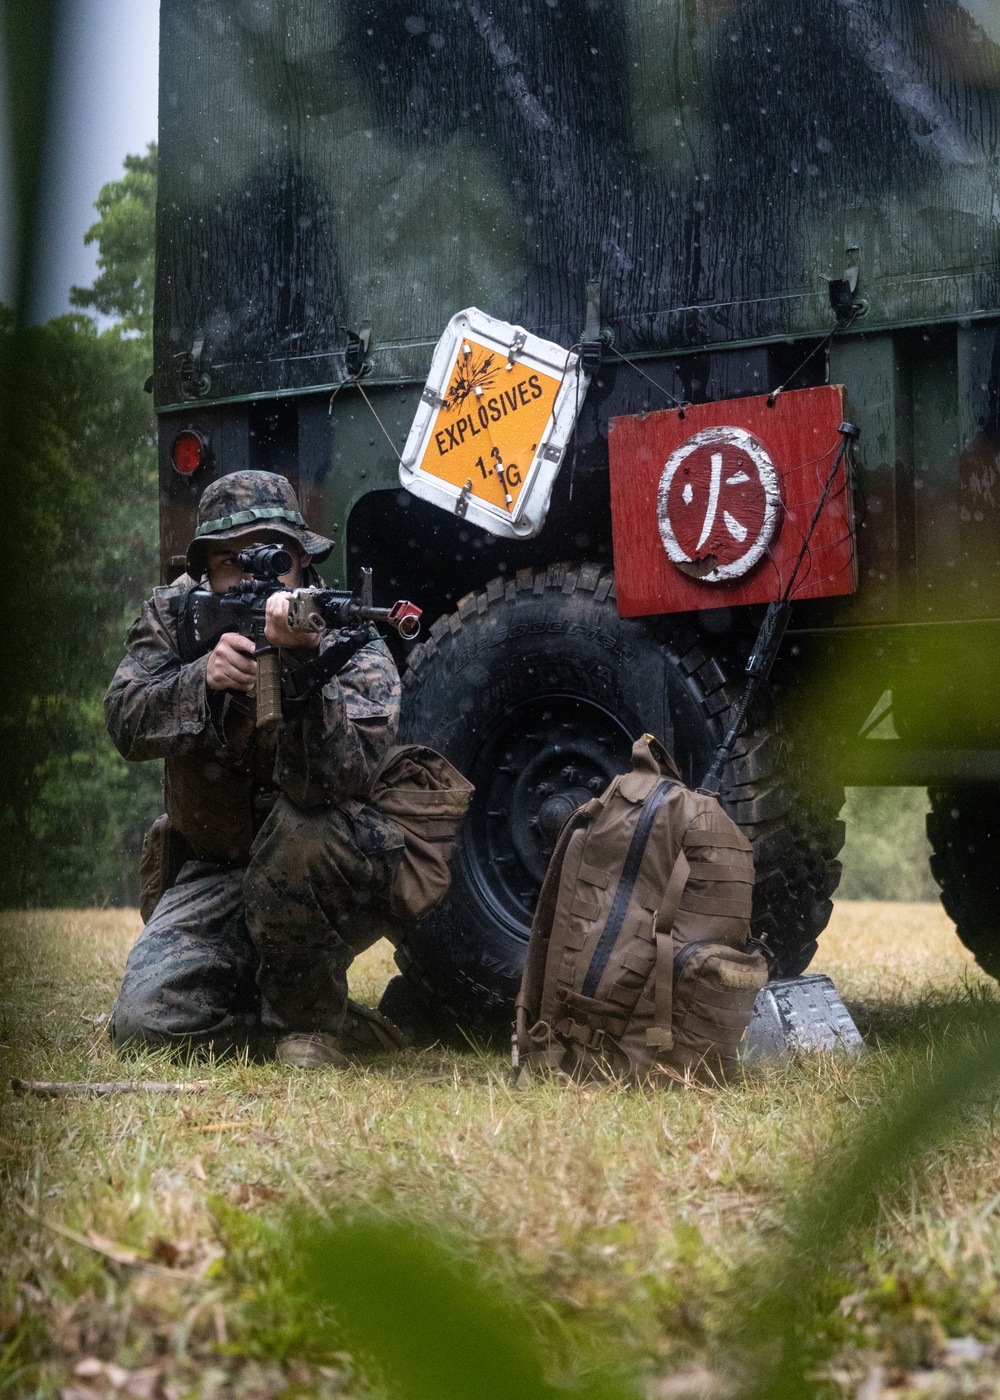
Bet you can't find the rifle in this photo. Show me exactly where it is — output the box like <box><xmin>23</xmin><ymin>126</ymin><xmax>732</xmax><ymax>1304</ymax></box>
<box><xmin>176</xmin><ymin>543</ymin><xmax>421</xmax><ymax>730</ymax></box>
<box><xmin>286</xmin><ymin>570</ymin><xmax>422</xmax><ymax>640</ymax></box>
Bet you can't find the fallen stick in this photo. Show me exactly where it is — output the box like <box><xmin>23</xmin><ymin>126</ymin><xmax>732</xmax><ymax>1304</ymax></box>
<box><xmin>11</xmin><ymin>1079</ymin><xmax>208</xmax><ymax>1098</ymax></box>
<box><xmin>182</xmin><ymin>1120</ymin><xmax>250</xmax><ymax>1133</ymax></box>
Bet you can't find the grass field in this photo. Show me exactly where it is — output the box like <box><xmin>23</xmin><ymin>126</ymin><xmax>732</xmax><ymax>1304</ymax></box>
<box><xmin>4</xmin><ymin>904</ymin><xmax>1000</xmax><ymax>1400</ymax></box>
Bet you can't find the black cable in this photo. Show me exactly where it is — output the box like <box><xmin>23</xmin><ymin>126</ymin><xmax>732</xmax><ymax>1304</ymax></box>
<box><xmin>699</xmin><ymin>423</ymin><xmax>859</xmax><ymax>794</ymax></box>
<box><xmin>604</xmin><ymin>342</ymin><xmax>688</xmax><ymax>410</ymax></box>
<box><xmin>765</xmin><ymin>305</ymin><xmax>860</xmax><ymax>408</ymax></box>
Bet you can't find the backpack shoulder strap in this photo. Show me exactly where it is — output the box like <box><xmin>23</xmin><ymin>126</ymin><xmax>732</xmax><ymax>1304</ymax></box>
<box><xmin>579</xmin><ymin>777</ymin><xmax>674</xmax><ymax>999</ymax></box>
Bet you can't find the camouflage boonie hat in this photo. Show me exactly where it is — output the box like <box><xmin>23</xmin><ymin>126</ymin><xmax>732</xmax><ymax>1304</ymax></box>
<box><xmin>186</xmin><ymin>471</ymin><xmax>334</xmax><ymax>574</ymax></box>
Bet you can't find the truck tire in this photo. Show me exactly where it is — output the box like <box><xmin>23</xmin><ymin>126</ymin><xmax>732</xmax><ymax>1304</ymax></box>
<box><xmin>927</xmin><ymin>787</ymin><xmax>1000</xmax><ymax>978</ymax></box>
<box><xmin>380</xmin><ymin>564</ymin><xmax>845</xmax><ymax>1040</ymax></box>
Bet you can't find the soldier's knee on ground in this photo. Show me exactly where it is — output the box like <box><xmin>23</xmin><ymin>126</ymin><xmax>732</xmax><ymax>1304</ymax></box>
<box><xmin>108</xmin><ymin>994</ymin><xmax>173</xmax><ymax>1052</ymax></box>
<box><xmin>109</xmin><ymin>866</ymin><xmax>261</xmax><ymax>1055</ymax></box>
<box><xmin>108</xmin><ymin>963</ymin><xmax>258</xmax><ymax>1056</ymax></box>
<box><xmin>108</xmin><ymin>978</ymin><xmax>228</xmax><ymax>1054</ymax></box>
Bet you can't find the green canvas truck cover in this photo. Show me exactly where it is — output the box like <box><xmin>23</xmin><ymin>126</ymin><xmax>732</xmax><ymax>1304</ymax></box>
<box><xmin>155</xmin><ymin>0</ymin><xmax>1000</xmax><ymax>409</ymax></box>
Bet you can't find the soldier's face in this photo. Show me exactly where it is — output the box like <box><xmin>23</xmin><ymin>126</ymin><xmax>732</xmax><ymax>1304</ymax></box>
<box><xmin>205</xmin><ymin>535</ymin><xmax>312</xmax><ymax>593</ymax></box>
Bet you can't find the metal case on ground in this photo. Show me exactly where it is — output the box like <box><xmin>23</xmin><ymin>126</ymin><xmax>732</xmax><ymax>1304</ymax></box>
<box><xmin>742</xmin><ymin>974</ymin><xmax>863</xmax><ymax>1061</ymax></box>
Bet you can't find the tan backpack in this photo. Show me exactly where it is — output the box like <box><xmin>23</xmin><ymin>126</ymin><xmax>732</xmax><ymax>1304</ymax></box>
<box><xmin>514</xmin><ymin>734</ymin><xmax>768</xmax><ymax>1085</ymax></box>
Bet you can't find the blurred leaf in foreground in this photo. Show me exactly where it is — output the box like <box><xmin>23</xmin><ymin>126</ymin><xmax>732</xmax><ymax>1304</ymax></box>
<box><xmin>306</xmin><ymin>1217</ymin><xmax>559</xmax><ymax>1400</ymax></box>
<box><xmin>732</xmin><ymin>1000</ymin><xmax>1000</xmax><ymax>1400</ymax></box>
<box><xmin>224</xmin><ymin>1205</ymin><xmax>642</xmax><ymax>1400</ymax></box>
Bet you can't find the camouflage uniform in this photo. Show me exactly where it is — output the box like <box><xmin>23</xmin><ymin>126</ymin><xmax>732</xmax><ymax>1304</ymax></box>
<box><xmin>105</xmin><ymin>472</ymin><xmax>404</xmax><ymax>1054</ymax></box>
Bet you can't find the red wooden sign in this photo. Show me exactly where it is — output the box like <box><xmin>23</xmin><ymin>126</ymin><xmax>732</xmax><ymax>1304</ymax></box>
<box><xmin>608</xmin><ymin>385</ymin><xmax>856</xmax><ymax>617</ymax></box>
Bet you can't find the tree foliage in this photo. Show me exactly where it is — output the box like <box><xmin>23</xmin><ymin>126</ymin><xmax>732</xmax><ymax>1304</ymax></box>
<box><xmin>0</xmin><ymin>151</ymin><xmax>161</xmax><ymax>906</ymax></box>
<box><xmin>69</xmin><ymin>145</ymin><xmax>157</xmax><ymax>336</ymax></box>
<box><xmin>838</xmin><ymin>787</ymin><xmax>937</xmax><ymax>901</ymax></box>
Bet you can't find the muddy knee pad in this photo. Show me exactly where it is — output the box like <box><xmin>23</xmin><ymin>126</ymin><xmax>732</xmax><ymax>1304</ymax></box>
<box><xmin>109</xmin><ymin>861</ymin><xmax>258</xmax><ymax>1052</ymax></box>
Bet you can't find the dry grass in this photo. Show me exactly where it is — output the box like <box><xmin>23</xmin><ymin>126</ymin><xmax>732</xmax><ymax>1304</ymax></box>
<box><xmin>814</xmin><ymin>902</ymin><xmax>982</xmax><ymax>1002</ymax></box>
<box><xmin>3</xmin><ymin>905</ymin><xmax>1000</xmax><ymax>1399</ymax></box>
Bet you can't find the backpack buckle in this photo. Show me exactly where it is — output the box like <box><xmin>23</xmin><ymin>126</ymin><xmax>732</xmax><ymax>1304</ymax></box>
<box><xmin>557</xmin><ymin>1017</ymin><xmax>605</xmax><ymax>1051</ymax></box>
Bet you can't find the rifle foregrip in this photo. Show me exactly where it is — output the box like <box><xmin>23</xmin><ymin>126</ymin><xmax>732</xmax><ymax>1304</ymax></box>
<box><xmin>255</xmin><ymin>648</ymin><xmax>283</xmax><ymax>730</ymax></box>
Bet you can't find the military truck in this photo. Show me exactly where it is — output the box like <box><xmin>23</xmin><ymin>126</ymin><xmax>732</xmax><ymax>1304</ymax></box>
<box><xmin>155</xmin><ymin>0</ymin><xmax>1000</xmax><ymax>1036</ymax></box>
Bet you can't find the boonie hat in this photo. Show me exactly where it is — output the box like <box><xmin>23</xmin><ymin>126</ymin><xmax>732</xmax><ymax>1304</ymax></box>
<box><xmin>186</xmin><ymin>471</ymin><xmax>334</xmax><ymax>575</ymax></box>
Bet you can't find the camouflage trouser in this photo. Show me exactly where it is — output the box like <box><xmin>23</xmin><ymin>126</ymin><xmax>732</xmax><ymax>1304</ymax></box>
<box><xmin>109</xmin><ymin>796</ymin><xmax>403</xmax><ymax>1055</ymax></box>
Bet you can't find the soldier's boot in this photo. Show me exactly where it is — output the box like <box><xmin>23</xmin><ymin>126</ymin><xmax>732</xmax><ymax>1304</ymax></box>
<box><xmin>275</xmin><ymin>1005</ymin><xmax>405</xmax><ymax>1068</ymax></box>
<box><xmin>342</xmin><ymin>999</ymin><xmax>407</xmax><ymax>1052</ymax></box>
<box><xmin>275</xmin><ymin>1031</ymin><xmax>350</xmax><ymax>1069</ymax></box>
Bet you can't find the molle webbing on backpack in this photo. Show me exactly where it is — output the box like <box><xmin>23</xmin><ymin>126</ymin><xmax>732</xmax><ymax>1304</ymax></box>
<box><xmin>645</xmin><ymin>849</ymin><xmax>690</xmax><ymax>1051</ymax></box>
<box><xmin>515</xmin><ymin>733</ymin><xmax>767</xmax><ymax>1085</ymax></box>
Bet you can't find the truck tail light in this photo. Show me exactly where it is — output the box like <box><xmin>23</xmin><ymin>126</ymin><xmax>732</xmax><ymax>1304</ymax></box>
<box><xmin>171</xmin><ymin>428</ymin><xmax>209</xmax><ymax>475</ymax></box>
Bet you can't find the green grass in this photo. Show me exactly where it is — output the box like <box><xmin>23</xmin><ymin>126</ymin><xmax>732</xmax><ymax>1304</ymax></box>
<box><xmin>3</xmin><ymin>907</ymin><xmax>1000</xmax><ymax>1399</ymax></box>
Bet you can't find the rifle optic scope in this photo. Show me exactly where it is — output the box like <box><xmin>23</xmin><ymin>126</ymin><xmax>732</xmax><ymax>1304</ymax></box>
<box><xmin>236</xmin><ymin>543</ymin><xmax>294</xmax><ymax>579</ymax></box>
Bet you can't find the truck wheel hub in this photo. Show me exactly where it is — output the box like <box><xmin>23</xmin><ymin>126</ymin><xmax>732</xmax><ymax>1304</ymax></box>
<box><xmin>535</xmin><ymin>788</ymin><xmax>592</xmax><ymax>845</ymax></box>
<box><xmin>461</xmin><ymin>694</ymin><xmax>634</xmax><ymax>935</ymax></box>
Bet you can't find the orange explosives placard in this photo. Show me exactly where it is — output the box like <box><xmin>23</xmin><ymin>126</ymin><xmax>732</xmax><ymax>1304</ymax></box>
<box><xmin>400</xmin><ymin>308</ymin><xmax>589</xmax><ymax>539</ymax></box>
<box><xmin>426</xmin><ymin>344</ymin><xmax>561</xmax><ymax>514</ymax></box>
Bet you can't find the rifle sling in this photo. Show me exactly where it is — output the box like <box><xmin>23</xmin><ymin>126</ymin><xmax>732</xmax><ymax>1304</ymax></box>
<box><xmin>283</xmin><ymin>626</ymin><xmax>378</xmax><ymax>706</ymax></box>
<box><xmin>580</xmin><ymin>778</ymin><xmax>673</xmax><ymax>999</ymax></box>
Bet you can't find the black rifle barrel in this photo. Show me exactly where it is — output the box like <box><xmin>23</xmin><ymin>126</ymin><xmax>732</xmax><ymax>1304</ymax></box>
<box><xmin>287</xmin><ymin>588</ymin><xmax>422</xmax><ymax>641</ymax></box>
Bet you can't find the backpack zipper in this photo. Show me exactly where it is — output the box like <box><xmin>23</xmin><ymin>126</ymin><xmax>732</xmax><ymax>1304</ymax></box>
<box><xmin>672</xmin><ymin>938</ymin><xmax>719</xmax><ymax>979</ymax></box>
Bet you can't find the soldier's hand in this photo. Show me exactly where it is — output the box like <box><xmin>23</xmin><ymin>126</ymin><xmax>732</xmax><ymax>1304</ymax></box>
<box><xmin>206</xmin><ymin>633</ymin><xmax>258</xmax><ymax>693</ymax></box>
<box><xmin>264</xmin><ymin>592</ymin><xmax>320</xmax><ymax>650</ymax></box>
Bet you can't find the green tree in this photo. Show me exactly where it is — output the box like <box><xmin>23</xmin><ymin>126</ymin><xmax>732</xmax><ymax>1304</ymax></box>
<box><xmin>0</xmin><ymin>148</ymin><xmax>161</xmax><ymax>906</ymax></box>
<box><xmin>69</xmin><ymin>144</ymin><xmax>156</xmax><ymax>336</ymax></box>
<box><xmin>838</xmin><ymin>787</ymin><xmax>938</xmax><ymax>901</ymax></box>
